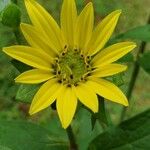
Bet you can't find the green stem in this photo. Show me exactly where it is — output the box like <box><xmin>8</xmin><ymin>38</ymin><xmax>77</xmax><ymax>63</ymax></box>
<box><xmin>120</xmin><ymin>15</ymin><xmax>150</xmax><ymax>122</ymax></box>
<box><xmin>97</xmin><ymin>96</ymin><xmax>113</xmax><ymax>130</ymax></box>
<box><xmin>66</xmin><ymin>125</ymin><xmax>78</xmax><ymax>150</ymax></box>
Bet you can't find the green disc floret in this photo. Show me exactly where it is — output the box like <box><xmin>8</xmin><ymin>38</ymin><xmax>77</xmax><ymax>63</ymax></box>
<box><xmin>54</xmin><ymin>49</ymin><xmax>92</xmax><ymax>85</ymax></box>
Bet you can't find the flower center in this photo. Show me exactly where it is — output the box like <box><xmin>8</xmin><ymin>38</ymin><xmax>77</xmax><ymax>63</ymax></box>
<box><xmin>53</xmin><ymin>47</ymin><xmax>92</xmax><ymax>86</ymax></box>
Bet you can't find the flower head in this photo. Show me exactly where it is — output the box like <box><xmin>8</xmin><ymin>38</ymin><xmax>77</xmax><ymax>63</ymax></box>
<box><xmin>3</xmin><ymin>0</ymin><xmax>136</xmax><ymax>128</ymax></box>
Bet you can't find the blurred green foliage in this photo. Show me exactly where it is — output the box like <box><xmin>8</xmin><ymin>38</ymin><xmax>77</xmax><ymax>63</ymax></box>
<box><xmin>89</xmin><ymin>109</ymin><xmax>150</xmax><ymax>150</ymax></box>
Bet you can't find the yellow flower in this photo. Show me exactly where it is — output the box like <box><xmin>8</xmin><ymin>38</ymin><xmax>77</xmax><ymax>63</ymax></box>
<box><xmin>3</xmin><ymin>0</ymin><xmax>136</xmax><ymax>128</ymax></box>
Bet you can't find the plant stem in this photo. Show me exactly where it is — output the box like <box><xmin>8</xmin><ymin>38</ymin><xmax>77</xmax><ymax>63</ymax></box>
<box><xmin>66</xmin><ymin>125</ymin><xmax>78</xmax><ymax>150</ymax></box>
<box><xmin>120</xmin><ymin>15</ymin><xmax>150</xmax><ymax>122</ymax></box>
<box><xmin>97</xmin><ymin>96</ymin><xmax>113</xmax><ymax>130</ymax></box>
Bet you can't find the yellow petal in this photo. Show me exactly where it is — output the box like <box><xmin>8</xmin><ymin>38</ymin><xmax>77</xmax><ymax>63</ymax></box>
<box><xmin>57</xmin><ymin>86</ymin><xmax>77</xmax><ymax>129</ymax></box>
<box><xmin>3</xmin><ymin>46</ymin><xmax>52</xmax><ymax>71</ymax></box>
<box><xmin>61</xmin><ymin>0</ymin><xmax>77</xmax><ymax>47</ymax></box>
<box><xmin>29</xmin><ymin>78</ymin><xmax>63</xmax><ymax>115</ymax></box>
<box><xmin>91</xmin><ymin>64</ymin><xmax>127</xmax><ymax>77</ymax></box>
<box><xmin>15</xmin><ymin>69</ymin><xmax>54</xmax><ymax>84</ymax></box>
<box><xmin>20</xmin><ymin>23</ymin><xmax>58</xmax><ymax>56</ymax></box>
<box><xmin>75</xmin><ymin>2</ymin><xmax>94</xmax><ymax>51</ymax></box>
<box><xmin>73</xmin><ymin>84</ymin><xmax>98</xmax><ymax>113</ymax></box>
<box><xmin>86</xmin><ymin>10</ymin><xmax>122</xmax><ymax>56</ymax></box>
<box><xmin>87</xmin><ymin>78</ymin><xmax>128</xmax><ymax>106</ymax></box>
<box><xmin>25</xmin><ymin>0</ymin><xmax>64</xmax><ymax>50</ymax></box>
<box><xmin>92</xmin><ymin>42</ymin><xmax>136</xmax><ymax>67</ymax></box>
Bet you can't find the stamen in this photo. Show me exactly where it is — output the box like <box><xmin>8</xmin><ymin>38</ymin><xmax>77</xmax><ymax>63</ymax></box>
<box><xmin>83</xmin><ymin>71</ymin><xmax>92</xmax><ymax>77</ymax></box>
<box><xmin>87</xmin><ymin>73</ymin><xmax>91</xmax><ymax>76</ymax></box>
<box><xmin>84</xmin><ymin>56</ymin><xmax>89</xmax><ymax>65</ymax></box>
<box><xmin>67</xmin><ymin>84</ymin><xmax>72</xmax><ymax>87</ymax></box>
<box><xmin>86</xmin><ymin>56</ymin><xmax>91</xmax><ymax>63</ymax></box>
<box><xmin>63</xmin><ymin>78</ymin><xmax>66</xmax><ymax>81</ymax></box>
<box><xmin>74</xmin><ymin>49</ymin><xmax>78</xmax><ymax>52</ymax></box>
<box><xmin>86</xmin><ymin>64</ymin><xmax>90</xmax><ymax>68</ymax></box>
<box><xmin>91</xmin><ymin>68</ymin><xmax>96</xmax><ymax>71</ymax></box>
<box><xmin>80</xmin><ymin>54</ymin><xmax>84</xmax><ymax>58</ymax></box>
<box><xmin>56</xmin><ymin>64</ymin><xmax>61</xmax><ymax>72</ymax></box>
<box><xmin>64</xmin><ymin>45</ymin><xmax>68</xmax><ymax>53</ymax></box>
<box><xmin>61</xmin><ymin>52</ymin><xmax>66</xmax><ymax>56</ymax></box>
<box><xmin>74</xmin><ymin>83</ymin><xmax>78</xmax><ymax>86</ymax></box>
<box><xmin>70</xmin><ymin>74</ymin><xmax>74</xmax><ymax>79</ymax></box>
<box><xmin>80</xmin><ymin>77</ymin><xmax>84</xmax><ymax>81</ymax></box>
<box><xmin>58</xmin><ymin>80</ymin><xmax>62</xmax><ymax>84</ymax></box>
<box><xmin>57</xmin><ymin>70</ymin><xmax>61</xmax><ymax>75</ymax></box>
<box><xmin>87</xmin><ymin>56</ymin><xmax>91</xmax><ymax>59</ymax></box>
<box><xmin>64</xmin><ymin>45</ymin><xmax>67</xmax><ymax>49</ymax></box>
<box><xmin>80</xmin><ymin>75</ymin><xmax>88</xmax><ymax>82</ymax></box>
<box><xmin>62</xmin><ymin>74</ymin><xmax>67</xmax><ymax>80</ymax></box>
<box><xmin>60</xmin><ymin>45</ymin><xmax>68</xmax><ymax>57</ymax></box>
<box><xmin>66</xmin><ymin>65</ymin><xmax>73</xmax><ymax>75</ymax></box>
<box><xmin>55</xmin><ymin>58</ymin><xmax>59</xmax><ymax>63</ymax></box>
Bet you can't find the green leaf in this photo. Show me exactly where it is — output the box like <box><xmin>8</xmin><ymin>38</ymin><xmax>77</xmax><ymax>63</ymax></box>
<box><xmin>139</xmin><ymin>51</ymin><xmax>150</xmax><ymax>74</ymax></box>
<box><xmin>0</xmin><ymin>120</ymin><xmax>68</xmax><ymax>150</ymax></box>
<box><xmin>0</xmin><ymin>145</ymin><xmax>11</xmax><ymax>150</ymax></box>
<box><xmin>112</xmin><ymin>73</ymin><xmax>125</xmax><ymax>87</ymax></box>
<box><xmin>11</xmin><ymin>59</ymin><xmax>32</xmax><ymax>73</ymax></box>
<box><xmin>75</xmin><ymin>108</ymin><xmax>102</xmax><ymax>150</ymax></box>
<box><xmin>0</xmin><ymin>23</ymin><xmax>15</xmax><ymax>48</ymax></box>
<box><xmin>88</xmin><ymin>109</ymin><xmax>150</xmax><ymax>150</ymax></box>
<box><xmin>91</xmin><ymin>114</ymin><xmax>97</xmax><ymax>130</ymax></box>
<box><xmin>114</xmin><ymin>25</ymin><xmax>150</xmax><ymax>42</ymax></box>
<box><xmin>118</xmin><ymin>53</ymin><xmax>134</xmax><ymax>63</ymax></box>
<box><xmin>16</xmin><ymin>84</ymin><xmax>40</xmax><ymax>103</ymax></box>
<box><xmin>1</xmin><ymin>3</ymin><xmax>21</xmax><ymax>28</ymax></box>
<box><xmin>106</xmin><ymin>73</ymin><xmax>125</xmax><ymax>87</ymax></box>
